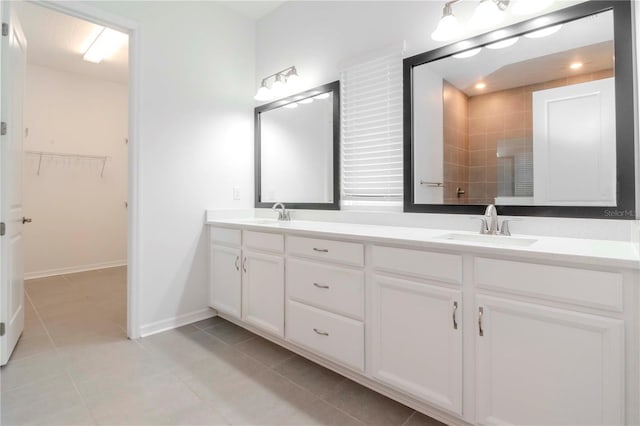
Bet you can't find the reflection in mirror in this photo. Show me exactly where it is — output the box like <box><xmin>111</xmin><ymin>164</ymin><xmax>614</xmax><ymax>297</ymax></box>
<box><xmin>255</xmin><ymin>81</ymin><xmax>339</xmax><ymax>209</ymax></box>
<box><xmin>413</xmin><ymin>10</ymin><xmax>615</xmax><ymax>207</ymax></box>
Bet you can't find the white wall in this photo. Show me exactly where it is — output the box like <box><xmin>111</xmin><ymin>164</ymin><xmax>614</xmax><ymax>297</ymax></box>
<box><xmin>78</xmin><ymin>1</ymin><xmax>256</xmax><ymax>335</ymax></box>
<box><xmin>23</xmin><ymin>64</ymin><xmax>128</xmax><ymax>278</ymax></box>
<box><xmin>256</xmin><ymin>0</ymin><xmax>640</xmax><ymax>240</ymax></box>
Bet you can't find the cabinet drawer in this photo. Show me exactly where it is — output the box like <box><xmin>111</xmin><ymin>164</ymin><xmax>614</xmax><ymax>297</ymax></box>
<box><xmin>287</xmin><ymin>259</ymin><xmax>364</xmax><ymax>319</ymax></box>
<box><xmin>210</xmin><ymin>227</ymin><xmax>241</xmax><ymax>247</ymax></box>
<box><xmin>287</xmin><ymin>236</ymin><xmax>364</xmax><ymax>267</ymax></box>
<box><xmin>372</xmin><ymin>246</ymin><xmax>462</xmax><ymax>285</ymax></box>
<box><xmin>243</xmin><ymin>230</ymin><xmax>284</xmax><ymax>253</ymax></box>
<box><xmin>475</xmin><ymin>258</ymin><xmax>624</xmax><ymax>312</ymax></box>
<box><xmin>286</xmin><ymin>300</ymin><xmax>364</xmax><ymax>371</ymax></box>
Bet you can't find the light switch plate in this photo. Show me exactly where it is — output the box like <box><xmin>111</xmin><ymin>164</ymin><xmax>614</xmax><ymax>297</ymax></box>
<box><xmin>233</xmin><ymin>186</ymin><xmax>240</xmax><ymax>200</ymax></box>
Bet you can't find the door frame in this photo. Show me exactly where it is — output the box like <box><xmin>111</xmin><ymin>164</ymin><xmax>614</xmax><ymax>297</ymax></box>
<box><xmin>28</xmin><ymin>0</ymin><xmax>142</xmax><ymax>338</ymax></box>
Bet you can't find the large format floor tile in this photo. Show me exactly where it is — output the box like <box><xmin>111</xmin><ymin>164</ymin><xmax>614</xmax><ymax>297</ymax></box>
<box><xmin>0</xmin><ymin>266</ymin><xmax>447</xmax><ymax>426</ymax></box>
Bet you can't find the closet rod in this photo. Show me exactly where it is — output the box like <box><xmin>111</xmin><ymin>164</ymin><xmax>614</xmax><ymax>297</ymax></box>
<box><xmin>25</xmin><ymin>150</ymin><xmax>110</xmax><ymax>178</ymax></box>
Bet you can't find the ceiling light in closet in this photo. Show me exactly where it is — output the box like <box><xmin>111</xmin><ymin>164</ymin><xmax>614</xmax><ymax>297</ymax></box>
<box><xmin>83</xmin><ymin>27</ymin><xmax>128</xmax><ymax>64</ymax></box>
<box><xmin>570</xmin><ymin>62</ymin><xmax>583</xmax><ymax>70</ymax></box>
<box><xmin>475</xmin><ymin>82</ymin><xmax>487</xmax><ymax>89</ymax></box>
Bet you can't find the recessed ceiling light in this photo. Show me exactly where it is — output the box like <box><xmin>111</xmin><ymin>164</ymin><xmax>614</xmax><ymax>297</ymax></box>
<box><xmin>524</xmin><ymin>24</ymin><xmax>562</xmax><ymax>39</ymax></box>
<box><xmin>475</xmin><ymin>82</ymin><xmax>487</xmax><ymax>90</ymax></box>
<box><xmin>486</xmin><ymin>37</ymin><xmax>519</xmax><ymax>50</ymax></box>
<box><xmin>453</xmin><ymin>47</ymin><xmax>482</xmax><ymax>58</ymax></box>
<box><xmin>570</xmin><ymin>62</ymin><xmax>583</xmax><ymax>70</ymax></box>
<box><xmin>83</xmin><ymin>28</ymin><xmax>128</xmax><ymax>64</ymax></box>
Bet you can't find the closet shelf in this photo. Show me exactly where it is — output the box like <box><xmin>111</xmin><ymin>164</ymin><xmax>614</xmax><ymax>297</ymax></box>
<box><xmin>25</xmin><ymin>150</ymin><xmax>111</xmax><ymax>178</ymax></box>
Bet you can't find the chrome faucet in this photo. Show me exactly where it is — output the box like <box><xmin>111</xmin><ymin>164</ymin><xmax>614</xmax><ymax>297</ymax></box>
<box><xmin>272</xmin><ymin>202</ymin><xmax>290</xmax><ymax>221</ymax></box>
<box><xmin>483</xmin><ymin>204</ymin><xmax>498</xmax><ymax>235</ymax></box>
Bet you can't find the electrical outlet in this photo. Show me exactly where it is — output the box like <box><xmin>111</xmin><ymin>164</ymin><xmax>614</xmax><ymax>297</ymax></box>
<box><xmin>233</xmin><ymin>186</ymin><xmax>240</xmax><ymax>200</ymax></box>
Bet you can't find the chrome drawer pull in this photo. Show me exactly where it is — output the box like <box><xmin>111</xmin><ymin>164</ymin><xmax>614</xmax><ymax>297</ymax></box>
<box><xmin>242</xmin><ymin>257</ymin><xmax>247</xmax><ymax>273</ymax></box>
<box><xmin>478</xmin><ymin>307</ymin><xmax>484</xmax><ymax>337</ymax></box>
<box><xmin>313</xmin><ymin>283</ymin><xmax>330</xmax><ymax>289</ymax></box>
<box><xmin>312</xmin><ymin>248</ymin><xmax>329</xmax><ymax>253</ymax></box>
<box><xmin>313</xmin><ymin>328</ymin><xmax>329</xmax><ymax>336</ymax></box>
<box><xmin>235</xmin><ymin>256</ymin><xmax>240</xmax><ymax>271</ymax></box>
<box><xmin>452</xmin><ymin>301</ymin><xmax>458</xmax><ymax>330</ymax></box>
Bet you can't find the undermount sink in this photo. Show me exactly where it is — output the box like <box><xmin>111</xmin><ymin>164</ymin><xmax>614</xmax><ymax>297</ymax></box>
<box><xmin>236</xmin><ymin>218</ymin><xmax>280</xmax><ymax>225</ymax></box>
<box><xmin>437</xmin><ymin>233</ymin><xmax>538</xmax><ymax>247</ymax></box>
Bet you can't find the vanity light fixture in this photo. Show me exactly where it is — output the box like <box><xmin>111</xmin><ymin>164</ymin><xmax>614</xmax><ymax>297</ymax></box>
<box><xmin>486</xmin><ymin>36</ymin><xmax>519</xmax><ymax>49</ymax></box>
<box><xmin>431</xmin><ymin>1</ymin><xmax>463</xmax><ymax>42</ymax></box>
<box><xmin>470</xmin><ymin>0</ymin><xmax>510</xmax><ymax>29</ymax></box>
<box><xmin>253</xmin><ymin>66</ymin><xmax>300</xmax><ymax>101</ymax></box>
<box><xmin>82</xmin><ymin>27</ymin><xmax>128</xmax><ymax>64</ymax></box>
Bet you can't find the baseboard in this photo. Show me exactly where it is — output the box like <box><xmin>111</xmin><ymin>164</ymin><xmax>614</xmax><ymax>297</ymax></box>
<box><xmin>139</xmin><ymin>308</ymin><xmax>216</xmax><ymax>338</ymax></box>
<box><xmin>24</xmin><ymin>260</ymin><xmax>128</xmax><ymax>280</ymax></box>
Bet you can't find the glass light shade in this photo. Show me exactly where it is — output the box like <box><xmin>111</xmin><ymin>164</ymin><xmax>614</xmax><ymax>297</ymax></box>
<box><xmin>486</xmin><ymin>36</ymin><xmax>519</xmax><ymax>49</ymax></box>
<box><xmin>470</xmin><ymin>0</ymin><xmax>505</xmax><ymax>29</ymax></box>
<box><xmin>313</xmin><ymin>92</ymin><xmax>331</xmax><ymax>100</ymax></box>
<box><xmin>431</xmin><ymin>14</ymin><xmax>463</xmax><ymax>42</ymax></box>
<box><xmin>299</xmin><ymin>97</ymin><xmax>314</xmax><ymax>104</ymax></box>
<box><xmin>524</xmin><ymin>24</ymin><xmax>562</xmax><ymax>38</ymax></box>
<box><xmin>283</xmin><ymin>102</ymin><xmax>298</xmax><ymax>109</ymax></box>
<box><xmin>286</xmin><ymin>72</ymin><xmax>300</xmax><ymax>86</ymax></box>
<box><xmin>453</xmin><ymin>47</ymin><xmax>482</xmax><ymax>58</ymax></box>
<box><xmin>511</xmin><ymin>0</ymin><xmax>553</xmax><ymax>15</ymax></box>
<box><xmin>254</xmin><ymin>85</ymin><xmax>272</xmax><ymax>101</ymax></box>
<box><xmin>270</xmin><ymin>78</ymin><xmax>285</xmax><ymax>98</ymax></box>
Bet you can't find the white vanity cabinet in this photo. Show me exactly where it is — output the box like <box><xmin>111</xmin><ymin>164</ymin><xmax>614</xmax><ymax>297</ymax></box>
<box><xmin>474</xmin><ymin>257</ymin><xmax>625</xmax><ymax>426</ymax></box>
<box><xmin>209</xmin><ymin>227</ymin><xmax>242</xmax><ymax>318</ymax></box>
<box><xmin>369</xmin><ymin>246</ymin><xmax>463</xmax><ymax>415</ymax></box>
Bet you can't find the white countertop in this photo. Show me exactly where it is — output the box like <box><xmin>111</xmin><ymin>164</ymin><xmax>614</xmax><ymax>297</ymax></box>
<box><xmin>205</xmin><ymin>214</ymin><xmax>640</xmax><ymax>270</ymax></box>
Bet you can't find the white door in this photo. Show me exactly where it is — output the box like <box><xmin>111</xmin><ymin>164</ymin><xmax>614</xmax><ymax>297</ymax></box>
<box><xmin>0</xmin><ymin>3</ymin><xmax>27</xmax><ymax>366</ymax></box>
<box><xmin>532</xmin><ymin>78</ymin><xmax>616</xmax><ymax>206</ymax></box>
<box><xmin>370</xmin><ymin>275</ymin><xmax>462</xmax><ymax>415</ymax></box>
<box><xmin>476</xmin><ymin>295</ymin><xmax>624</xmax><ymax>426</ymax></box>
<box><xmin>242</xmin><ymin>250</ymin><xmax>284</xmax><ymax>337</ymax></box>
<box><xmin>209</xmin><ymin>245</ymin><xmax>241</xmax><ymax>319</ymax></box>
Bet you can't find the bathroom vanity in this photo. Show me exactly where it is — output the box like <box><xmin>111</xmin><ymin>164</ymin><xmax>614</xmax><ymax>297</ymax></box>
<box><xmin>205</xmin><ymin>214</ymin><xmax>639</xmax><ymax>426</ymax></box>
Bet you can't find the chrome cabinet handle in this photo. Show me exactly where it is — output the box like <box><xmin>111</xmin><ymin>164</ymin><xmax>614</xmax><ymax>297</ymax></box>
<box><xmin>478</xmin><ymin>307</ymin><xmax>484</xmax><ymax>337</ymax></box>
<box><xmin>452</xmin><ymin>301</ymin><xmax>458</xmax><ymax>330</ymax></box>
<box><xmin>235</xmin><ymin>256</ymin><xmax>239</xmax><ymax>271</ymax></box>
<box><xmin>313</xmin><ymin>283</ymin><xmax>330</xmax><ymax>289</ymax></box>
<box><xmin>313</xmin><ymin>248</ymin><xmax>328</xmax><ymax>253</ymax></box>
<box><xmin>242</xmin><ymin>257</ymin><xmax>247</xmax><ymax>273</ymax></box>
<box><xmin>313</xmin><ymin>328</ymin><xmax>329</xmax><ymax>336</ymax></box>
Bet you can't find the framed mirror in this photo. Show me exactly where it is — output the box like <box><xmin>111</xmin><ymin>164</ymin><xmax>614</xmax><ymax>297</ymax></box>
<box><xmin>255</xmin><ymin>81</ymin><xmax>340</xmax><ymax>210</ymax></box>
<box><xmin>404</xmin><ymin>1</ymin><xmax>635</xmax><ymax>219</ymax></box>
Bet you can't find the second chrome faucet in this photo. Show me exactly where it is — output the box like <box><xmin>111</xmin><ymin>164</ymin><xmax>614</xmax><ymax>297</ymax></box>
<box><xmin>479</xmin><ymin>204</ymin><xmax>512</xmax><ymax>236</ymax></box>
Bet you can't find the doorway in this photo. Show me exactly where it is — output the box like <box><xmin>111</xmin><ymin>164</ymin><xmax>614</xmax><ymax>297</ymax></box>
<box><xmin>0</xmin><ymin>1</ymin><xmax>139</xmax><ymax>365</ymax></box>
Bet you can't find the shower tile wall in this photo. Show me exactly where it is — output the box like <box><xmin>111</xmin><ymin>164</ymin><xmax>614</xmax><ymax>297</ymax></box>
<box><xmin>442</xmin><ymin>81</ymin><xmax>469</xmax><ymax>204</ymax></box>
<box><xmin>466</xmin><ymin>69</ymin><xmax>614</xmax><ymax>205</ymax></box>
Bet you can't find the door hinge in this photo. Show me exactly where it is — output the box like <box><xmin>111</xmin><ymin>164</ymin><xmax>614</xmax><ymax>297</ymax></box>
<box><xmin>1</xmin><ymin>122</ymin><xmax>6</xmax><ymax>136</ymax></box>
<box><xmin>0</xmin><ymin>222</ymin><xmax>5</xmax><ymax>236</ymax></box>
<box><xmin>0</xmin><ymin>323</ymin><xmax>5</xmax><ymax>337</ymax></box>
<box><xmin>2</xmin><ymin>23</ymin><xmax>8</xmax><ymax>37</ymax></box>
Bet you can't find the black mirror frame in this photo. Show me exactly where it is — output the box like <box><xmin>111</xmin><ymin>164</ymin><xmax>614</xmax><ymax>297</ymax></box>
<box><xmin>255</xmin><ymin>80</ymin><xmax>340</xmax><ymax>210</ymax></box>
<box><xmin>403</xmin><ymin>0</ymin><xmax>636</xmax><ymax>219</ymax></box>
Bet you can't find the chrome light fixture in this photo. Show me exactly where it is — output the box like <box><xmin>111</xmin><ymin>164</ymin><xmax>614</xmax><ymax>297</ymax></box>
<box><xmin>431</xmin><ymin>1</ymin><xmax>463</xmax><ymax>42</ymax></box>
<box><xmin>254</xmin><ymin>66</ymin><xmax>300</xmax><ymax>101</ymax></box>
<box><xmin>431</xmin><ymin>0</ymin><xmax>555</xmax><ymax>42</ymax></box>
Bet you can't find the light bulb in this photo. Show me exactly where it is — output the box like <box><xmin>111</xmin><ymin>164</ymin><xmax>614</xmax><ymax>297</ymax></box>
<box><xmin>431</xmin><ymin>4</ymin><xmax>462</xmax><ymax>42</ymax></box>
<box><xmin>524</xmin><ymin>24</ymin><xmax>562</xmax><ymax>38</ymax></box>
<box><xmin>453</xmin><ymin>47</ymin><xmax>482</xmax><ymax>58</ymax></box>
<box><xmin>470</xmin><ymin>0</ymin><xmax>505</xmax><ymax>29</ymax></box>
<box><xmin>511</xmin><ymin>0</ymin><xmax>553</xmax><ymax>15</ymax></box>
<box><xmin>486</xmin><ymin>37</ymin><xmax>519</xmax><ymax>49</ymax></box>
<box><xmin>254</xmin><ymin>85</ymin><xmax>272</xmax><ymax>101</ymax></box>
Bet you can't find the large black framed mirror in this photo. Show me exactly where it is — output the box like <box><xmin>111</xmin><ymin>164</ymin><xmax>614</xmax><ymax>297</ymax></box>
<box><xmin>255</xmin><ymin>81</ymin><xmax>340</xmax><ymax>210</ymax></box>
<box><xmin>404</xmin><ymin>1</ymin><xmax>635</xmax><ymax>219</ymax></box>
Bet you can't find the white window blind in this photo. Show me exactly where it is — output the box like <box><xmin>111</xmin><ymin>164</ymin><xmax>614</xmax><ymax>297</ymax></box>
<box><xmin>340</xmin><ymin>50</ymin><xmax>403</xmax><ymax>202</ymax></box>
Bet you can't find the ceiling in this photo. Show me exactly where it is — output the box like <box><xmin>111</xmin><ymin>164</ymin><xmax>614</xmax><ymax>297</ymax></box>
<box><xmin>16</xmin><ymin>2</ymin><xmax>129</xmax><ymax>84</ymax></box>
<box><xmin>219</xmin><ymin>1</ymin><xmax>286</xmax><ymax>20</ymax></box>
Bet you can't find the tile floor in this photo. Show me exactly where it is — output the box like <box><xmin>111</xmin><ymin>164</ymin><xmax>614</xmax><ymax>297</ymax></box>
<box><xmin>1</xmin><ymin>267</ymin><xmax>446</xmax><ymax>426</ymax></box>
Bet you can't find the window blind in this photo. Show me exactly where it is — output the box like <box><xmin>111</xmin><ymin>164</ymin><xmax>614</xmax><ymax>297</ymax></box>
<box><xmin>340</xmin><ymin>51</ymin><xmax>403</xmax><ymax>202</ymax></box>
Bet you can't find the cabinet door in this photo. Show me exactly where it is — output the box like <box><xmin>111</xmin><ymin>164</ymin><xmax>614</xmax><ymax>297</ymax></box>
<box><xmin>209</xmin><ymin>245</ymin><xmax>242</xmax><ymax>319</ymax></box>
<box><xmin>476</xmin><ymin>295</ymin><xmax>624</xmax><ymax>426</ymax></box>
<box><xmin>242</xmin><ymin>251</ymin><xmax>284</xmax><ymax>337</ymax></box>
<box><xmin>370</xmin><ymin>275</ymin><xmax>462</xmax><ymax>415</ymax></box>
